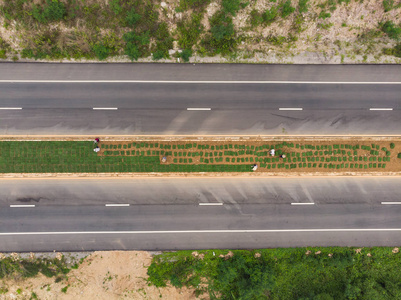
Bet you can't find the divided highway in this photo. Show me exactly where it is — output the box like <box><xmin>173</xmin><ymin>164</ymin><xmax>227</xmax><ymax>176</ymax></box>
<box><xmin>0</xmin><ymin>63</ymin><xmax>400</xmax><ymax>135</ymax></box>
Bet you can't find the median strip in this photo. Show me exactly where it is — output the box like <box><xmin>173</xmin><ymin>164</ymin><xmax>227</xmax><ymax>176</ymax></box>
<box><xmin>10</xmin><ymin>205</ymin><xmax>35</xmax><ymax>208</ymax></box>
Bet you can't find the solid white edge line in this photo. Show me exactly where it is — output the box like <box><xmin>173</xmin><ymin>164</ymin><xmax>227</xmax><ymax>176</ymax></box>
<box><xmin>187</xmin><ymin>108</ymin><xmax>211</xmax><ymax>111</ymax></box>
<box><xmin>381</xmin><ymin>202</ymin><xmax>401</xmax><ymax>205</ymax></box>
<box><xmin>199</xmin><ymin>203</ymin><xmax>223</xmax><ymax>206</ymax></box>
<box><xmin>10</xmin><ymin>205</ymin><xmax>35</xmax><ymax>208</ymax></box>
<box><xmin>279</xmin><ymin>108</ymin><xmax>303</xmax><ymax>111</ymax></box>
<box><xmin>0</xmin><ymin>228</ymin><xmax>401</xmax><ymax>235</ymax></box>
<box><xmin>105</xmin><ymin>204</ymin><xmax>130</xmax><ymax>207</ymax></box>
<box><xmin>369</xmin><ymin>108</ymin><xmax>393</xmax><ymax>111</ymax></box>
<box><xmin>0</xmin><ymin>80</ymin><xmax>401</xmax><ymax>84</ymax></box>
<box><xmin>291</xmin><ymin>203</ymin><xmax>315</xmax><ymax>205</ymax></box>
<box><xmin>93</xmin><ymin>108</ymin><xmax>118</xmax><ymax>110</ymax></box>
<box><xmin>0</xmin><ymin>107</ymin><xmax>22</xmax><ymax>110</ymax></box>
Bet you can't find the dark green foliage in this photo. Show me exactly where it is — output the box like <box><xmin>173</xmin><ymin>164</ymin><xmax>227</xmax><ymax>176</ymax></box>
<box><xmin>179</xmin><ymin>0</ymin><xmax>211</xmax><ymax>10</ymax></box>
<box><xmin>262</xmin><ymin>7</ymin><xmax>278</xmax><ymax>24</ymax></box>
<box><xmin>109</xmin><ymin>0</ymin><xmax>123</xmax><ymax>15</ymax></box>
<box><xmin>390</xmin><ymin>143</ymin><xmax>395</xmax><ymax>149</ymax></box>
<box><xmin>202</xmin><ymin>12</ymin><xmax>237</xmax><ymax>55</ymax></box>
<box><xmin>177</xmin><ymin>13</ymin><xmax>204</xmax><ymax>49</ymax></box>
<box><xmin>123</xmin><ymin>31</ymin><xmax>150</xmax><ymax>61</ymax></box>
<box><xmin>222</xmin><ymin>0</ymin><xmax>242</xmax><ymax>16</ymax></box>
<box><xmin>148</xmin><ymin>248</ymin><xmax>401</xmax><ymax>299</ymax></box>
<box><xmin>153</xmin><ymin>22</ymin><xmax>173</xmax><ymax>60</ymax></box>
<box><xmin>280</xmin><ymin>0</ymin><xmax>295</xmax><ymax>18</ymax></box>
<box><xmin>32</xmin><ymin>0</ymin><xmax>66</xmax><ymax>23</ymax></box>
<box><xmin>180</xmin><ymin>49</ymin><xmax>192</xmax><ymax>62</ymax></box>
<box><xmin>298</xmin><ymin>0</ymin><xmax>309</xmax><ymax>13</ymax></box>
<box><xmin>385</xmin><ymin>43</ymin><xmax>401</xmax><ymax>57</ymax></box>
<box><xmin>125</xmin><ymin>7</ymin><xmax>141</xmax><ymax>26</ymax></box>
<box><xmin>381</xmin><ymin>21</ymin><xmax>401</xmax><ymax>40</ymax></box>
<box><xmin>93</xmin><ymin>43</ymin><xmax>109</xmax><ymax>61</ymax></box>
<box><xmin>398</xmin><ymin>153</ymin><xmax>401</xmax><ymax>159</ymax></box>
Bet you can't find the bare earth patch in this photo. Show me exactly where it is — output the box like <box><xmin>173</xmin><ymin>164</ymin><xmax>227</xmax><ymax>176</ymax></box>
<box><xmin>1</xmin><ymin>251</ymin><xmax>204</xmax><ymax>300</ymax></box>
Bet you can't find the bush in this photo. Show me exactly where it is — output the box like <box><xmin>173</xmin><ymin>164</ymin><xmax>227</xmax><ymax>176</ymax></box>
<box><xmin>125</xmin><ymin>8</ymin><xmax>141</xmax><ymax>26</ymax></box>
<box><xmin>123</xmin><ymin>31</ymin><xmax>150</xmax><ymax>61</ymax></box>
<box><xmin>390</xmin><ymin>143</ymin><xmax>395</xmax><ymax>149</ymax></box>
<box><xmin>179</xmin><ymin>0</ymin><xmax>211</xmax><ymax>10</ymax></box>
<box><xmin>381</xmin><ymin>21</ymin><xmax>401</xmax><ymax>40</ymax></box>
<box><xmin>93</xmin><ymin>43</ymin><xmax>109</xmax><ymax>61</ymax></box>
<box><xmin>319</xmin><ymin>11</ymin><xmax>331</xmax><ymax>19</ymax></box>
<box><xmin>398</xmin><ymin>153</ymin><xmax>401</xmax><ymax>159</ymax></box>
<box><xmin>280</xmin><ymin>0</ymin><xmax>295</xmax><ymax>18</ymax></box>
<box><xmin>109</xmin><ymin>0</ymin><xmax>123</xmax><ymax>15</ymax></box>
<box><xmin>32</xmin><ymin>0</ymin><xmax>66</xmax><ymax>23</ymax></box>
<box><xmin>152</xmin><ymin>50</ymin><xmax>165</xmax><ymax>60</ymax></box>
<box><xmin>262</xmin><ymin>7</ymin><xmax>278</xmax><ymax>24</ymax></box>
<box><xmin>180</xmin><ymin>49</ymin><xmax>192</xmax><ymax>62</ymax></box>
<box><xmin>222</xmin><ymin>0</ymin><xmax>242</xmax><ymax>16</ymax></box>
<box><xmin>177</xmin><ymin>13</ymin><xmax>204</xmax><ymax>49</ymax></box>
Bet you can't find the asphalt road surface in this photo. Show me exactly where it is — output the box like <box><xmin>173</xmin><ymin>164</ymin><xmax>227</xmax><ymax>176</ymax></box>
<box><xmin>1</xmin><ymin>177</ymin><xmax>401</xmax><ymax>251</ymax></box>
<box><xmin>0</xmin><ymin>63</ymin><xmax>400</xmax><ymax>135</ymax></box>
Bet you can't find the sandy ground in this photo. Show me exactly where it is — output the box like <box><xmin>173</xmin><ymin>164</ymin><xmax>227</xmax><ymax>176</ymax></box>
<box><xmin>0</xmin><ymin>251</ymin><xmax>204</xmax><ymax>300</ymax></box>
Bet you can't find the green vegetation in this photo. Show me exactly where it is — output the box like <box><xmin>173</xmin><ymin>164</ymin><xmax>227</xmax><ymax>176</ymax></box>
<box><xmin>280</xmin><ymin>0</ymin><xmax>295</xmax><ymax>18</ymax></box>
<box><xmin>0</xmin><ymin>140</ymin><xmax>398</xmax><ymax>173</ymax></box>
<box><xmin>381</xmin><ymin>21</ymin><xmax>401</xmax><ymax>41</ymax></box>
<box><xmin>0</xmin><ymin>256</ymin><xmax>70</xmax><ymax>280</ymax></box>
<box><xmin>148</xmin><ymin>247</ymin><xmax>401</xmax><ymax>299</ymax></box>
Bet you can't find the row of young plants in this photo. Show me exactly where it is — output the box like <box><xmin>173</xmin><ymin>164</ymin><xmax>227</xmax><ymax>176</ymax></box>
<box><xmin>147</xmin><ymin>247</ymin><xmax>401</xmax><ymax>299</ymax></box>
<box><xmin>0</xmin><ymin>141</ymin><xmax>399</xmax><ymax>173</ymax></box>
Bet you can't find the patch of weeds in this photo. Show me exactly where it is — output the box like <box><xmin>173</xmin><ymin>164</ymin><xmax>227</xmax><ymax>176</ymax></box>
<box><xmin>179</xmin><ymin>0</ymin><xmax>211</xmax><ymax>11</ymax></box>
<box><xmin>16</xmin><ymin>288</ymin><xmax>22</xmax><ymax>294</ymax></box>
<box><xmin>222</xmin><ymin>0</ymin><xmax>248</xmax><ymax>16</ymax></box>
<box><xmin>202</xmin><ymin>12</ymin><xmax>237</xmax><ymax>55</ymax></box>
<box><xmin>319</xmin><ymin>11</ymin><xmax>331</xmax><ymax>19</ymax></box>
<box><xmin>383</xmin><ymin>0</ymin><xmax>401</xmax><ymax>11</ymax></box>
<box><xmin>383</xmin><ymin>44</ymin><xmax>401</xmax><ymax>58</ymax></box>
<box><xmin>262</xmin><ymin>7</ymin><xmax>278</xmax><ymax>24</ymax></box>
<box><xmin>318</xmin><ymin>22</ymin><xmax>333</xmax><ymax>30</ymax></box>
<box><xmin>61</xmin><ymin>285</ymin><xmax>69</xmax><ymax>293</ymax></box>
<box><xmin>125</xmin><ymin>7</ymin><xmax>141</xmax><ymax>27</ymax></box>
<box><xmin>249</xmin><ymin>9</ymin><xmax>263</xmax><ymax>28</ymax></box>
<box><xmin>280</xmin><ymin>0</ymin><xmax>295</xmax><ymax>18</ymax></box>
<box><xmin>298</xmin><ymin>0</ymin><xmax>309</xmax><ymax>13</ymax></box>
<box><xmin>152</xmin><ymin>22</ymin><xmax>173</xmax><ymax>60</ymax></box>
<box><xmin>30</xmin><ymin>292</ymin><xmax>38</xmax><ymax>300</ymax></box>
<box><xmin>32</xmin><ymin>0</ymin><xmax>66</xmax><ymax>23</ymax></box>
<box><xmin>177</xmin><ymin>13</ymin><xmax>204</xmax><ymax>49</ymax></box>
<box><xmin>123</xmin><ymin>31</ymin><xmax>150</xmax><ymax>61</ymax></box>
<box><xmin>381</xmin><ymin>21</ymin><xmax>401</xmax><ymax>41</ymax></box>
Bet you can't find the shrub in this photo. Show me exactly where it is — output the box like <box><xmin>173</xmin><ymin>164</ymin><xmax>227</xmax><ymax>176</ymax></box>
<box><xmin>222</xmin><ymin>0</ymin><xmax>242</xmax><ymax>16</ymax></box>
<box><xmin>179</xmin><ymin>0</ymin><xmax>211</xmax><ymax>10</ymax></box>
<box><xmin>298</xmin><ymin>0</ymin><xmax>309</xmax><ymax>13</ymax></box>
<box><xmin>177</xmin><ymin>13</ymin><xmax>204</xmax><ymax>49</ymax></box>
<box><xmin>398</xmin><ymin>153</ymin><xmax>401</xmax><ymax>159</ymax></box>
<box><xmin>32</xmin><ymin>0</ymin><xmax>66</xmax><ymax>23</ymax></box>
<box><xmin>262</xmin><ymin>7</ymin><xmax>278</xmax><ymax>24</ymax></box>
<box><xmin>152</xmin><ymin>50</ymin><xmax>165</xmax><ymax>60</ymax></box>
<box><xmin>180</xmin><ymin>49</ymin><xmax>192</xmax><ymax>62</ymax></box>
<box><xmin>93</xmin><ymin>43</ymin><xmax>109</xmax><ymax>61</ymax></box>
<box><xmin>109</xmin><ymin>0</ymin><xmax>123</xmax><ymax>15</ymax></box>
<box><xmin>381</xmin><ymin>21</ymin><xmax>401</xmax><ymax>40</ymax></box>
<box><xmin>390</xmin><ymin>143</ymin><xmax>395</xmax><ymax>149</ymax></box>
<box><xmin>280</xmin><ymin>0</ymin><xmax>295</xmax><ymax>18</ymax></box>
<box><xmin>319</xmin><ymin>11</ymin><xmax>331</xmax><ymax>19</ymax></box>
<box><xmin>125</xmin><ymin>8</ymin><xmax>141</xmax><ymax>26</ymax></box>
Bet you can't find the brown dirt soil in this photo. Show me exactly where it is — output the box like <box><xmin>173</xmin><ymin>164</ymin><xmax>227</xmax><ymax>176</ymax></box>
<box><xmin>0</xmin><ymin>251</ymin><xmax>206</xmax><ymax>300</ymax></box>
